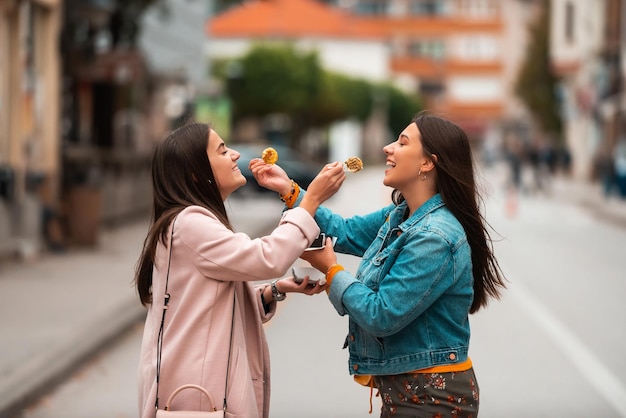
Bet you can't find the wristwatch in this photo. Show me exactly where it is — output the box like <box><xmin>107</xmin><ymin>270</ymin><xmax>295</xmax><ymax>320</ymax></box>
<box><xmin>271</xmin><ymin>279</ymin><xmax>286</xmax><ymax>301</ymax></box>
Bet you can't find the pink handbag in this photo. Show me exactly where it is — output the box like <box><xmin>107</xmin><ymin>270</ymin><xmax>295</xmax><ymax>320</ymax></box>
<box><xmin>155</xmin><ymin>384</ymin><xmax>224</xmax><ymax>418</ymax></box>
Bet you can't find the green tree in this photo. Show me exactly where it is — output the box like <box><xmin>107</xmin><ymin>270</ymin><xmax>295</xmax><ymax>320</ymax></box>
<box><xmin>308</xmin><ymin>72</ymin><xmax>374</xmax><ymax>127</ymax></box>
<box><xmin>382</xmin><ymin>83</ymin><xmax>423</xmax><ymax>136</ymax></box>
<box><xmin>220</xmin><ymin>44</ymin><xmax>325</xmax><ymax>145</ymax></box>
<box><xmin>514</xmin><ymin>0</ymin><xmax>563</xmax><ymax>140</ymax></box>
<box><xmin>215</xmin><ymin>43</ymin><xmax>422</xmax><ymax>145</ymax></box>
<box><xmin>224</xmin><ymin>44</ymin><xmax>322</xmax><ymax>116</ymax></box>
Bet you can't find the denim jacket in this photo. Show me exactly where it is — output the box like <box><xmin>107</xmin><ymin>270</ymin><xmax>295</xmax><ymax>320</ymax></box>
<box><xmin>300</xmin><ymin>193</ymin><xmax>473</xmax><ymax>376</ymax></box>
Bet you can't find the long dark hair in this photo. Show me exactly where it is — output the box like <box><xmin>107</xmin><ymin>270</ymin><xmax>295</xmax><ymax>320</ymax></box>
<box><xmin>392</xmin><ymin>112</ymin><xmax>506</xmax><ymax>313</ymax></box>
<box><xmin>134</xmin><ymin>123</ymin><xmax>234</xmax><ymax>306</ymax></box>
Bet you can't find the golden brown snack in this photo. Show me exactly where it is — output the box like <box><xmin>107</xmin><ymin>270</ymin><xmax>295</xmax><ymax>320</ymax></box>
<box><xmin>261</xmin><ymin>147</ymin><xmax>278</xmax><ymax>164</ymax></box>
<box><xmin>344</xmin><ymin>156</ymin><xmax>363</xmax><ymax>173</ymax></box>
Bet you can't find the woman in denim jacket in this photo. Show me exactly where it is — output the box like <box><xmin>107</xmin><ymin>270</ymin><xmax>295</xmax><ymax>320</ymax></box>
<box><xmin>251</xmin><ymin>113</ymin><xmax>506</xmax><ymax>417</ymax></box>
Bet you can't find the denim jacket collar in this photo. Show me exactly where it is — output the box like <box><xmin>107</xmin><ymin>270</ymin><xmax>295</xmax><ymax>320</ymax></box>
<box><xmin>392</xmin><ymin>193</ymin><xmax>445</xmax><ymax>232</ymax></box>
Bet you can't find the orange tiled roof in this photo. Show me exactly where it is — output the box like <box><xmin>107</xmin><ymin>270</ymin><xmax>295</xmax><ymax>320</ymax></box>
<box><xmin>208</xmin><ymin>0</ymin><xmax>382</xmax><ymax>39</ymax></box>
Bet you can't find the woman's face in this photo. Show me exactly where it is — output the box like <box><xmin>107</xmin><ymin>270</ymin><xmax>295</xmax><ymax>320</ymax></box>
<box><xmin>382</xmin><ymin>122</ymin><xmax>428</xmax><ymax>190</ymax></box>
<box><xmin>207</xmin><ymin>129</ymin><xmax>246</xmax><ymax>199</ymax></box>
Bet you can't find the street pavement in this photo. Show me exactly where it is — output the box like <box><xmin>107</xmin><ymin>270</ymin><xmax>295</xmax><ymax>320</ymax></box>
<box><xmin>0</xmin><ymin>163</ymin><xmax>625</xmax><ymax>418</ymax></box>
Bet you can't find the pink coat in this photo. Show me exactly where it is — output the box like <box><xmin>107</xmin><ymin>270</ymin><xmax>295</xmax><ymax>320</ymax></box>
<box><xmin>138</xmin><ymin>205</ymin><xmax>319</xmax><ymax>418</ymax></box>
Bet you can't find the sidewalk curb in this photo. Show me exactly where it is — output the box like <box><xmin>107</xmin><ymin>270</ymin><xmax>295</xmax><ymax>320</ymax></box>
<box><xmin>0</xmin><ymin>296</ymin><xmax>145</xmax><ymax>418</ymax></box>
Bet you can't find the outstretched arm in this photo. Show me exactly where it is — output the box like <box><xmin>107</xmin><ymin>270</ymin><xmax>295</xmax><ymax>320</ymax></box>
<box><xmin>250</xmin><ymin>159</ymin><xmax>346</xmax><ymax>217</ymax></box>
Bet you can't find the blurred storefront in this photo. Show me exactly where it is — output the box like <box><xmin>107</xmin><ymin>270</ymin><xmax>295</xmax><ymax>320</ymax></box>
<box><xmin>60</xmin><ymin>0</ymin><xmax>159</xmax><ymax>245</ymax></box>
<box><xmin>61</xmin><ymin>48</ymin><xmax>154</xmax><ymax>244</ymax></box>
<box><xmin>58</xmin><ymin>0</ymin><xmax>212</xmax><ymax>246</ymax></box>
<box><xmin>0</xmin><ymin>0</ymin><xmax>62</xmax><ymax>258</ymax></box>
<box><xmin>1</xmin><ymin>0</ymin><xmax>168</xmax><ymax>259</ymax></box>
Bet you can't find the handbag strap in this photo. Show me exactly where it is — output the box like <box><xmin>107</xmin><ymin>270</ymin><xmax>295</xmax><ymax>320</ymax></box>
<box><xmin>155</xmin><ymin>217</ymin><xmax>237</xmax><ymax>412</ymax></box>
<box><xmin>164</xmin><ymin>384</ymin><xmax>218</xmax><ymax>411</ymax></box>
<box><xmin>223</xmin><ymin>290</ymin><xmax>236</xmax><ymax>411</ymax></box>
<box><xmin>155</xmin><ymin>217</ymin><xmax>176</xmax><ymax>410</ymax></box>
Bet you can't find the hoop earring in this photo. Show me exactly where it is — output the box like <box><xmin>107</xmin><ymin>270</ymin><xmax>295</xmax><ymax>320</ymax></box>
<box><xmin>418</xmin><ymin>169</ymin><xmax>427</xmax><ymax>181</ymax></box>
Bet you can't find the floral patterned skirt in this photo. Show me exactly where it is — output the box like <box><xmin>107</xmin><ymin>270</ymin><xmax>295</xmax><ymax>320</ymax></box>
<box><xmin>373</xmin><ymin>368</ymin><xmax>479</xmax><ymax>417</ymax></box>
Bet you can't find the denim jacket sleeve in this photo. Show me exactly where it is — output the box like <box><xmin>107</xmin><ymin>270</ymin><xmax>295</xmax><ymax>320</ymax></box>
<box><xmin>330</xmin><ymin>224</ymin><xmax>465</xmax><ymax>337</ymax></box>
<box><xmin>314</xmin><ymin>205</ymin><xmax>390</xmax><ymax>257</ymax></box>
<box><xmin>289</xmin><ymin>188</ymin><xmax>389</xmax><ymax>257</ymax></box>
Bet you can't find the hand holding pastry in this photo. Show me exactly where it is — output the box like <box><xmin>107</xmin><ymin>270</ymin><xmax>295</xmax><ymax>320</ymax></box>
<box><xmin>299</xmin><ymin>161</ymin><xmax>345</xmax><ymax>216</ymax></box>
<box><xmin>249</xmin><ymin>158</ymin><xmax>291</xmax><ymax>194</ymax></box>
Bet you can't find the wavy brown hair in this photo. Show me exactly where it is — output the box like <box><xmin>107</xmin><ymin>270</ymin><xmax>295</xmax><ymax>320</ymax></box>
<box><xmin>134</xmin><ymin>123</ymin><xmax>234</xmax><ymax>306</ymax></box>
<box><xmin>392</xmin><ymin>112</ymin><xmax>506</xmax><ymax>313</ymax></box>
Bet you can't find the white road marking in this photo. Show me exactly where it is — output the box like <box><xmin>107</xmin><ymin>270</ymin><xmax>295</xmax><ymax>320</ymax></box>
<box><xmin>509</xmin><ymin>279</ymin><xmax>626</xmax><ymax>417</ymax></box>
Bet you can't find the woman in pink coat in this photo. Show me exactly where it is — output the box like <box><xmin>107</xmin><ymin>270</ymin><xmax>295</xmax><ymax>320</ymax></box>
<box><xmin>135</xmin><ymin>123</ymin><xmax>345</xmax><ymax>418</ymax></box>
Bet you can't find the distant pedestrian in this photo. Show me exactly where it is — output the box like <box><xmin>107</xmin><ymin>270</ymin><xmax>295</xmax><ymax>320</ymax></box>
<box><xmin>529</xmin><ymin>137</ymin><xmax>554</xmax><ymax>194</ymax></box>
<box><xmin>504</xmin><ymin>132</ymin><xmax>524</xmax><ymax>193</ymax></box>
<box><xmin>134</xmin><ymin>122</ymin><xmax>345</xmax><ymax>418</ymax></box>
<box><xmin>614</xmin><ymin>138</ymin><xmax>626</xmax><ymax>199</ymax></box>
<box><xmin>594</xmin><ymin>147</ymin><xmax>617</xmax><ymax>198</ymax></box>
<box><xmin>251</xmin><ymin>112</ymin><xmax>507</xmax><ymax>417</ymax></box>
<box><xmin>502</xmin><ymin>132</ymin><xmax>525</xmax><ymax>217</ymax></box>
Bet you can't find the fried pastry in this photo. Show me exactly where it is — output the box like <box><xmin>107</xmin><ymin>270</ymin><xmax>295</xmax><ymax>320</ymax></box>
<box><xmin>261</xmin><ymin>147</ymin><xmax>278</xmax><ymax>164</ymax></box>
<box><xmin>344</xmin><ymin>156</ymin><xmax>363</xmax><ymax>173</ymax></box>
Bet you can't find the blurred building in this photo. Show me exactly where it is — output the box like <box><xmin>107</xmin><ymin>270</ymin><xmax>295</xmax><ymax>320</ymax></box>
<box><xmin>208</xmin><ymin>0</ymin><xmax>389</xmax><ymax>81</ymax></box>
<box><xmin>207</xmin><ymin>0</ymin><xmax>390</xmax><ymax>160</ymax></box>
<box><xmin>336</xmin><ymin>0</ymin><xmax>541</xmax><ymax>139</ymax></box>
<box><xmin>139</xmin><ymin>0</ymin><xmax>212</xmax><ymax>90</ymax></box>
<box><xmin>59</xmin><ymin>0</ymin><xmax>158</xmax><ymax>246</ymax></box>
<box><xmin>550</xmin><ymin>0</ymin><xmax>626</xmax><ymax>181</ymax></box>
<box><xmin>59</xmin><ymin>0</ymin><xmax>215</xmax><ymax>247</ymax></box>
<box><xmin>550</xmin><ymin>0</ymin><xmax>607</xmax><ymax>180</ymax></box>
<box><xmin>0</xmin><ymin>0</ymin><xmax>217</xmax><ymax>259</ymax></box>
<box><xmin>208</xmin><ymin>0</ymin><xmax>542</xmax><ymax>150</ymax></box>
<box><xmin>0</xmin><ymin>0</ymin><xmax>62</xmax><ymax>258</ymax></box>
<box><xmin>137</xmin><ymin>0</ymin><xmax>214</xmax><ymax>147</ymax></box>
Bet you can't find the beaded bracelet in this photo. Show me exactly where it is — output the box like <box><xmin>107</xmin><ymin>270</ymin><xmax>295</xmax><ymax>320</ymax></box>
<box><xmin>279</xmin><ymin>180</ymin><xmax>300</xmax><ymax>208</ymax></box>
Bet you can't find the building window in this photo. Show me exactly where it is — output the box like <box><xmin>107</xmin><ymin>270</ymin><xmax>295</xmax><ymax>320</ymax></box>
<box><xmin>565</xmin><ymin>1</ymin><xmax>575</xmax><ymax>44</ymax></box>
<box><xmin>409</xmin><ymin>0</ymin><xmax>448</xmax><ymax>16</ymax></box>
<box><xmin>354</xmin><ymin>0</ymin><xmax>389</xmax><ymax>15</ymax></box>
<box><xmin>457</xmin><ymin>0</ymin><xmax>499</xmax><ymax>18</ymax></box>
<box><xmin>408</xmin><ymin>39</ymin><xmax>446</xmax><ymax>59</ymax></box>
<box><xmin>419</xmin><ymin>80</ymin><xmax>445</xmax><ymax>96</ymax></box>
<box><xmin>455</xmin><ymin>35</ymin><xmax>499</xmax><ymax>61</ymax></box>
<box><xmin>449</xmin><ymin>76</ymin><xmax>502</xmax><ymax>102</ymax></box>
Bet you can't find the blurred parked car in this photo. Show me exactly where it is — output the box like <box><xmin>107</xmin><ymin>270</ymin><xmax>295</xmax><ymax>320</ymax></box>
<box><xmin>231</xmin><ymin>143</ymin><xmax>322</xmax><ymax>195</ymax></box>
